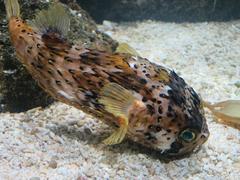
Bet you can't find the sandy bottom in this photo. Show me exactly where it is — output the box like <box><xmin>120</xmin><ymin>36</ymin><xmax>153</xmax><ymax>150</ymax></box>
<box><xmin>0</xmin><ymin>20</ymin><xmax>240</xmax><ymax>179</ymax></box>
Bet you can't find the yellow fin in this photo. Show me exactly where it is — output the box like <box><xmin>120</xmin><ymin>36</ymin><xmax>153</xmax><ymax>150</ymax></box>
<box><xmin>203</xmin><ymin>100</ymin><xmax>240</xmax><ymax>130</ymax></box>
<box><xmin>99</xmin><ymin>83</ymin><xmax>136</xmax><ymax>118</ymax></box>
<box><xmin>99</xmin><ymin>83</ymin><xmax>136</xmax><ymax>145</ymax></box>
<box><xmin>4</xmin><ymin>0</ymin><xmax>20</xmax><ymax>19</ymax></box>
<box><xmin>116</xmin><ymin>43</ymin><xmax>140</xmax><ymax>56</ymax></box>
<box><xmin>32</xmin><ymin>3</ymin><xmax>70</xmax><ymax>36</ymax></box>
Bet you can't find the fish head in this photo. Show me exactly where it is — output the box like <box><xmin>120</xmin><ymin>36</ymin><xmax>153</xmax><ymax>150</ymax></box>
<box><xmin>154</xmin><ymin>77</ymin><xmax>209</xmax><ymax>158</ymax></box>
<box><xmin>130</xmin><ymin>71</ymin><xmax>209</xmax><ymax>159</ymax></box>
<box><xmin>159</xmin><ymin>107</ymin><xmax>210</xmax><ymax>159</ymax></box>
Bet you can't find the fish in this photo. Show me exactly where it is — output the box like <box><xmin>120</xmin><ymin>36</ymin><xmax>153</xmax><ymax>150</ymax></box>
<box><xmin>204</xmin><ymin>100</ymin><xmax>240</xmax><ymax>130</ymax></box>
<box><xmin>4</xmin><ymin>0</ymin><xmax>209</xmax><ymax>159</ymax></box>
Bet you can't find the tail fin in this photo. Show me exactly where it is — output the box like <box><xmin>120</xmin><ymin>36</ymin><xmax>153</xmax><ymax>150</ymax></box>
<box><xmin>33</xmin><ymin>3</ymin><xmax>70</xmax><ymax>37</ymax></box>
<box><xmin>4</xmin><ymin>0</ymin><xmax>20</xmax><ymax>19</ymax></box>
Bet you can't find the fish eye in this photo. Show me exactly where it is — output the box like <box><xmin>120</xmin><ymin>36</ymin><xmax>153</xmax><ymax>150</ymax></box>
<box><xmin>179</xmin><ymin>129</ymin><xmax>196</xmax><ymax>143</ymax></box>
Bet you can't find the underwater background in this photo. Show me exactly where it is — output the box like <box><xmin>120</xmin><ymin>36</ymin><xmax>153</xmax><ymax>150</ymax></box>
<box><xmin>0</xmin><ymin>0</ymin><xmax>240</xmax><ymax>179</ymax></box>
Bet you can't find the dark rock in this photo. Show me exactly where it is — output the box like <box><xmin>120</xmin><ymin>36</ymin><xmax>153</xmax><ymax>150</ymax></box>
<box><xmin>77</xmin><ymin>0</ymin><xmax>240</xmax><ymax>23</ymax></box>
<box><xmin>0</xmin><ymin>0</ymin><xmax>118</xmax><ymax>112</ymax></box>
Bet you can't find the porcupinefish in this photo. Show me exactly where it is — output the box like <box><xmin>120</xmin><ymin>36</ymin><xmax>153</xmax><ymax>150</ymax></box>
<box><xmin>4</xmin><ymin>0</ymin><xmax>209</xmax><ymax>159</ymax></box>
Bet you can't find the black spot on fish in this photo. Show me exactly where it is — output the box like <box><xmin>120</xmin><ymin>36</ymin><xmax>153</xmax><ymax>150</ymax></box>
<box><xmin>156</xmin><ymin>126</ymin><xmax>162</xmax><ymax>132</ymax></box>
<box><xmin>145</xmin><ymin>73</ymin><xmax>150</xmax><ymax>77</ymax></box>
<box><xmin>31</xmin><ymin>62</ymin><xmax>35</xmax><ymax>67</ymax></box>
<box><xmin>64</xmin><ymin>56</ymin><xmax>73</xmax><ymax>62</ymax></box>
<box><xmin>148</xmin><ymin>125</ymin><xmax>154</xmax><ymax>130</ymax></box>
<box><xmin>134</xmin><ymin>64</ymin><xmax>138</xmax><ymax>69</ymax></box>
<box><xmin>48</xmin><ymin>59</ymin><xmax>55</xmax><ymax>65</ymax></box>
<box><xmin>38</xmin><ymin>52</ymin><xmax>44</xmax><ymax>58</ymax></box>
<box><xmin>146</xmin><ymin>104</ymin><xmax>155</xmax><ymax>114</ymax></box>
<box><xmin>79</xmin><ymin>53</ymin><xmax>89</xmax><ymax>59</ymax></box>
<box><xmin>152</xmin><ymin>98</ymin><xmax>156</xmax><ymax>102</ymax></box>
<box><xmin>140</xmin><ymin>78</ymin><xmax>147</xmax><ymax>84</ymax></box>
<box><xmin>167</xmin><ymin>112</ymin><xmax>174</xmax><ymax>118</ymax></box>
<box><xmin>79</xmin><ymin>66</ymin><xmax>84</xmax><ymax>70</ymax></box>
<box><xmin>57</xmin><ymin>70</ymin><xmax>63</xmax><ymax>76</ymax></box>
<box><xmin>168</xmin><ymin>105</ymin><xmax>173</xmax><ymax>112</ymax></box>
<box><xmin>27</xmin><ymin>49</ymin><xmax>31</xmax><ymax>54</ymax></box>
<box><xmin>157</xmin><ymin>116</ymin><xmax>162</xmax><ymax>123</ymax></box>
<box><xmin>65</xmin><ymin>79</ymin><xmax>72</xmax><ymax>85</ymax></box>
<box><xmin>21</xmin><ymin>29</ymin><xmax>26</xmax><ymax>33</ymax></box>
<box><xmin>55</xmin><ymin>80</ymin><xmax>61</xmax><ymax>86</ymax></box>
<box><xmin>68</xmin><ymin>69</ymin><xmax>75</xmax><ymax>74</ymax></box>
<box><xmin>47</xmin><ymin>70</ymin><xmax>53</xmax><ymax>75</ymax></box>
<box><xmin>115</xmin><ymin>65</ymin><xmax>122</xmax><ymax>69</ymax></box>
<box><xmin>158</xmin><ymin>106</ymin><xmax>163</xmax><ymax>114</ymax></box>
<box><xmin>36</xmin><ymin>64</ymin><xmax>43</xmax><ymax>69</ymax></box>
<box><xmin>142</xmin><ymin>97</ymin><xmax>147</xmax><ymax>102</ymax></box>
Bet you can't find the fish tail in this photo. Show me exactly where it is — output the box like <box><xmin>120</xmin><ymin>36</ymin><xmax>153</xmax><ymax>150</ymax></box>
<box><xmin>4</xmin><ymin>0</ymin><xmax>20</xmax><ymax>19</ymax></box>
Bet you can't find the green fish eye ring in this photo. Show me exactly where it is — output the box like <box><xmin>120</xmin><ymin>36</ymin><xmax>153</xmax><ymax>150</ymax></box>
<box><xmin>179</xmin><ymin>129</ymin><xmax>196</xmax><ymax>143</ymax></box>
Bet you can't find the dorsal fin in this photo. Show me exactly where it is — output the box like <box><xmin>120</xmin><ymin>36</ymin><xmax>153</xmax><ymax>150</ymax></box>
<box><xmin>4</xmin><ymin>0</ymin><xmax>20</xmax><ymax>19</ymax></box>
<box><xmin>33</xmin><ymin>3</ymin><xmax>71</xmax><ymax>49</ymax></box>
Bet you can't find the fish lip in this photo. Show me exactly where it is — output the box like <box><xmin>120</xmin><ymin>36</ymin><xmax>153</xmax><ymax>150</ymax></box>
<box><xmin>159</xmin><ymin>150</ymin><xmax>192</xmax><ymax>161</ymax></box>
<box><xmin>160</xmin><ymin>145</ymin><xmax>201</xmax><ymax>160</ymax></box>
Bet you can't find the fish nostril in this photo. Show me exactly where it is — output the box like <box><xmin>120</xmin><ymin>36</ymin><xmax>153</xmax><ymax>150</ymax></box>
<box><xmin>200</xmin><ymin>132</ymin><xmax>209</xmax><ymax>139</ymax></box>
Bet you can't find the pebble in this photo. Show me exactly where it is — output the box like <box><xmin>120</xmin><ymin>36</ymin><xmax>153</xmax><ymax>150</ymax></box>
<box><xmin>29</xmin><ymin>177</ymin><xmax>40</xmax><ymax>180</ymax></box>
<box><xmin>84</xmin><ymin>167</ymin><xmax>94</xmax><ymax>177</ymax></box>
<box><xmin>49</xmin><ymin>159</ymin><xmax>58</xmax><ymax>169</ymax></box>
<box><xmin>234</xmin><ymin>80</ymin><xmax>240</xmax><ymax>88</ymax></box>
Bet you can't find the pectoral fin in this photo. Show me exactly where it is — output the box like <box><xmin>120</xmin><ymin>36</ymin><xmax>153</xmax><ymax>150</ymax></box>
<box><xmin>99</xmin><ymin>83</ymin><xmax>136</xmax><ymax>145</ymax></box>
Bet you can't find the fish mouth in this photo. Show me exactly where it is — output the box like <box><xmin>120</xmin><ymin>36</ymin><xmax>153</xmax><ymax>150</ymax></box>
<box><xmin>160</xmin><ymin>144</ymin><xmax>202</xmax><ymax>160</ymax></box>
<box><xmin>160</xmin><ymin>130</ymin><xmax>210</xmax><ymax>160</ymax></box>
